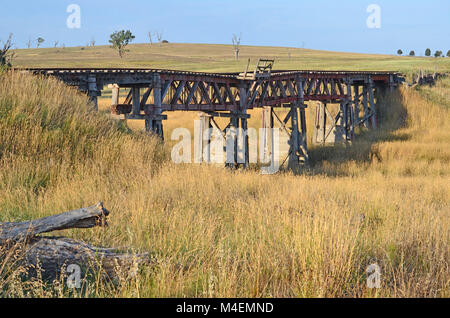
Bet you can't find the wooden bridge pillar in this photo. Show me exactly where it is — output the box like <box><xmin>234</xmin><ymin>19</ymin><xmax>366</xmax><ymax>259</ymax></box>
<box><xmin>288</xmin><ymin>79</ymin><xmax>308</xmax><ymax>169</ymax></box>
<box><xmin>225</xmin><ymin>86</ymin><xmax>250</xmax><ymax>168</ymax></box>
<box><xmin>239</xmin><ymin>86</ymin><xmax>250</xmax><ymax>168</ymax></box>
<box><xmin>389</xmin><ymin>74</ymin><xmax>396</xmax><ymax>93</ymax></box>
<box><xmin>362</xmin><ymin>83</ymin><xmax>370</xmax><ymax>129</ymax></box>
<box><xmin>288</xmin><ymin>103</ymin><xmax>301</xmax><ymax>170</ymax></box>
<box><xmin>368</xmin><ymin>78</ymin><xmax>377</xmax><ymax>129</ymax></box>
<box><xmin>359</xmin><ymin>78</ymin><xmax>377</xmax><ymax>130</ymax></box>
<box><xmin>298</xmin><ymin>79</ymin><xmax>308</xmax><ymax>163</ymax></box>
<box><xmin>131</xmin><ymin>86</ymin><xmax>140</xmax><ymax>116</ymax></box>
<box><xmin>299</xmin><ymin>104</ymin><xmax>308</xmax><ymax>161</ymax></box>
<box><xmin>353</xmin><ymin>85</ymin><xmax>360</xmax><ymax>127</ymax></box>
<box><xmin>345</xmin><ymin>82</ymin><xmax>354</xmax><ymax>141</ymax></box>
<box><xmin>144</xmin><ymin>74</ymin><xmax>165</xmax><ymax>140</ymax></box>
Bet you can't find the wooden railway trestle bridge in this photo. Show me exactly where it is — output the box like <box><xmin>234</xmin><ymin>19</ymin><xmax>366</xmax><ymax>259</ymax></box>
<box><xmin>25</xmin><ymin>67</ymin><xmax>403</xmax><ymax>170</ymax></box>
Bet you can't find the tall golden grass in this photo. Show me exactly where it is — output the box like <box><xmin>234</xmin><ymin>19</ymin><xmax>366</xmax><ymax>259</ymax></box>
<box><xmin>0</xmin><ymin>70</ymin><xmax>448</xmax><ymax>297</ymax></box>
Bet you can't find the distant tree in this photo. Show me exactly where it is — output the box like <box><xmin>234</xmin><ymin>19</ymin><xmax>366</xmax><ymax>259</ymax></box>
<box><xmin>36</xmin><ymin>37</ymin><xmax>44</xmax><ymax>48</ymax></box>
<box><xmin>109</xmin><ymin>30</ymin><xmax>135</xmax><ymax>58</ymax></box>
<box><xmin>90</xmin><ymin>37</ymin><xmax>96</xmax><ymax>47</ymax></box>
<box><xmin>434</xmin><ymin>50</ymin><xmax>442</xmax><ymax>58</ymax></box>
<box><xmin>0</xmin><ymin>33</ymin><xmax>15</xmax><ymax>68</ymax></box>
<box><xmin>425</xmin><ymin>48</ymin><xmax>431</xmax><ymax>57</ymax></box>
<box><xmin>54</xmin><ymin>41</ymin><xmax>59</xmax><ymax>48</ymax></box>
<box><xmin>148</xmin><ymin>31</ymin><xmax>153</xmax><ymax>45</ymax></box>
<box><xmin>155</xmin><ymin>31</ymin><xmax>163</xmax><ymax>46</ymax></box>
<box><xmin>232</xmin><ymin>33</ymin><xmax>242</xmax><ymax>61</ymax></box>
<box><xmin>397</xmin><ymin>49</ymin><xmax>403</xmax><ymax>55</ymax></box>
<box><xmin>447</xmin><ymin>50</ymin><xmax>450</xmax><ymax>58</ymax></box>
<box><xmin>409</xmin><ymin>50</ymin><xmax>415</xmax><ymax>56</ymax></box>
<box><xmin>26</xmin><ymin>37</ymin><xmax>31</xmax><ymax>49</ymax></box>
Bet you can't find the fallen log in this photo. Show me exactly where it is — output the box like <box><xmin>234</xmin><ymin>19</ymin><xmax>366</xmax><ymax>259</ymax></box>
<box><xmin>0</xmin><ymin>203</ymin><xmax>150</xmax><ymax>282</ymax></box>
<box><xmin>0</xmin><ymin>203</ymin><xmax>109</xmax><ymax>242</ymax></box>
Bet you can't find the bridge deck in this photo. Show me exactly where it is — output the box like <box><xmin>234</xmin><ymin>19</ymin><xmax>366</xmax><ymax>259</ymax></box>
<box><xmin>23</xmin><ymin>68</ymin><xmax>403</xmax><ymax>113</ymax></box>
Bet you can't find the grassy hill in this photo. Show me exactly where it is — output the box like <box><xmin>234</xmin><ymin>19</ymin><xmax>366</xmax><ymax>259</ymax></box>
<box><xmin>13</xmin><ymin>43</ymin><xmax>450</xmax><ymax>76</ymax></box>
<box><xmin>1</xmin><ymin>45</ymin><xmax>449</xmax><ymax>297</ymax></box>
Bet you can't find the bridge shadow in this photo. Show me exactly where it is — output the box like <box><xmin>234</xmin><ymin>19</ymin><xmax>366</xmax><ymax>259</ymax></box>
<box><xmin>298</xmin><ymin>90</ymin><xmax>410</xmax><ymax>177</ymax></box>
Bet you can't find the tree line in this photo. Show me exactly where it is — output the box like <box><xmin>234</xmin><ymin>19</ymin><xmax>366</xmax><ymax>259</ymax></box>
<box><xmin>397</xmin><ymin>48</ymin><xmax>450</xmax><ymax>58</ymax></box>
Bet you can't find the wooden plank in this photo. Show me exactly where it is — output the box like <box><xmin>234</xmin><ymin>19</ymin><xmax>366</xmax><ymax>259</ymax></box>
<box><xmin>132</xmin><ymin>86</ymin><xmax>140</xmax><ymax>115</ymax></box>
<box><xmin>225</xmin><ymin>84</ymin><xmax>237</xmax><ymax>107</ymax></box>
<box><xmin>186</xmin><ymin>81</ymin><xmax>199</xmax><ymax>105</ymax></box>
<box><xmin>213</xmin><ymin>82</ymin><xmax>225</xmax><ymax>105</ymax></box>
<box><xmin>368</xmin><ymin>80</ymin><xmax>377</xmax><ymax>129</ymax></box>
<box><xmin>140</xmin><ymin>84</ymin><xmax>153</xmax><ymax>108</ymax></box>
<box><xmin>198</xmin><ymin>82</ymin><xmax>213</xmax><ymax>106</ymax></box>
<box><xmin>171</xmin><ymin>80</ymin><xmax>186</xmax><ymax>105</ymax></box>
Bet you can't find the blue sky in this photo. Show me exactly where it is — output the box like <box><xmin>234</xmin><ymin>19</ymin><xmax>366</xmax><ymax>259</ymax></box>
<box><xmin>1</xmin><ymin>0</ymin><xmax>449</xmax><ymax>55</ymax></box>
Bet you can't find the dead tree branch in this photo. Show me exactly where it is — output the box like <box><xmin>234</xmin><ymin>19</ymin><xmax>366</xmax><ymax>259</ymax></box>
<box><xmin>232</xmin><ymin>33</ymin><xmax>242</xmax><ymax>61</ymax></box>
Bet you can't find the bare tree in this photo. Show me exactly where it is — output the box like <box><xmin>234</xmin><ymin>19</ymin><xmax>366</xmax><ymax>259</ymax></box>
<box><xmin>232</xmin><ymin>33</ymin><xmax>241</xmax><ymax>61</ymax></box>
<box><xmin>26</xmin><ymin>37</ymin><xmax>32</xmax><ymax>49</ymax></box>
<box><xmin>54</xmin><ymin>40</ymin><xmax>59</xmax><ymax>48</ymax></box>
<box><xmin>1</xmin><ymin>33</ymin><xmax>15</xmax><ymax>67</ymax></box>
<box><xmin>148</xmin><ymin>31</ymin><xmax>153</xmax><ymax>45</ymax></box>
<box><xmin>90</xmin><ymin>37</ymin><xmax>96</xmax><ymax>47</ymax></box>
<box><xmin>156</xmin><ymin>31</ymin><xmax>163</xmax><ymax>46</ymax></box>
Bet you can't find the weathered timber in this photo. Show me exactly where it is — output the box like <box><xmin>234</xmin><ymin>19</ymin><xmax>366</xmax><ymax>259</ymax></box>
<box><xmin>0</xmin><ymin>203</ymin><xmax>150</xmax><ymax>281</ymax></box>
<box><xmin>22</xmin><ymin>67</ymin><xmax>404</xmax><ymax>171</ymax></box>
<box><xmin>0</xmin><ymin>203</ymin><xmax>109</xmax><ymax>242</ymax></box>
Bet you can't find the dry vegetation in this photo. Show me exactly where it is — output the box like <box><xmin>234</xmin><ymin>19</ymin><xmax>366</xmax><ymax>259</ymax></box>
<box><xmin>13</xmin><ymin>43</ymin><xmax>450</xmax><ymax>78</ymax></box>
<box><xmin>0</xmin><ymin>67</ymin><xmax>449</xmax><ymax>297</ymax></box>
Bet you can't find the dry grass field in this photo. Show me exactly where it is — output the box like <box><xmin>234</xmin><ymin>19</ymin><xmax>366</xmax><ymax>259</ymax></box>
<box><xmin>13</xmin><ymin>43</ymin><xmax>450</xmax><ymax>77</ymax></box>
<box><xmin>0</xmin><ymin>44</ymin><xmax>449</xmax><ymax>298</ymax></box>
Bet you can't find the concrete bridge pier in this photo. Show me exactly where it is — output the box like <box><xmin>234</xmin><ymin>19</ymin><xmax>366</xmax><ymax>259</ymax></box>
<box><xmin>261</xmin><ymin>106</ymin><xmax>274</xmax><ymax>166</ymax></box>
<box><xmin>262</xmin><ymin>103</ymin><xmax>308</xmax><ymax>171</ymax></box>
<box><xmin>313</xmin><ymin>100</ymin><xmax>354</xmax><ymax>145</ymax></box>
<box><xmin>194</xmin><ymin>111</ymin><xmax>250</xmax><ymax>168</ymax></box>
